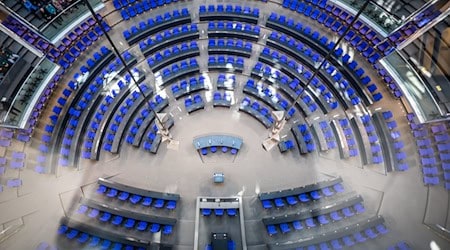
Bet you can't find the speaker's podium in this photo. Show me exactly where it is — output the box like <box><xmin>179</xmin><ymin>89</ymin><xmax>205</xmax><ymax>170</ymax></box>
<box><xmin>211</xmin><ymin>233</ymin><xmax>228</xmax><ymax>250</ymax></box>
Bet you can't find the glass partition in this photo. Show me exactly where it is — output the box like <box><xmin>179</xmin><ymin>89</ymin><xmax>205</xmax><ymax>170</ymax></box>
<box><xmin>40</xmin><ymin>0</ymin><xmax>104</xmax><ymax>41</ymax></box>
<box><xmin>381</xmin><ymin>51</ymin><xmax>444</xmax><ymax>123</ymax></box>
<box><xmin>332</xmin><ymin>0</ymin><xmax>402</xmax><ymax>34</ymax></box>
<box><xmin>1</xmin><ymin>58</ymin><xmax>58</xmax><ymax>128</ymax></box>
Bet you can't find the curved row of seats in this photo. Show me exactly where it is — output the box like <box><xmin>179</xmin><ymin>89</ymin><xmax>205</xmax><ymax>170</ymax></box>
<box><xmin>201</xmin><ymin>208</ymin><xmax>238</xmax><ymax>216</ymax></box>
<box><xmin>360</xmin><ymin>114</ymin><xmax>384</xmax><ymax>165</ymax></box>
<box><xmin>125</xmin><ymin>98</ymin><xmax>171</xmax><ymax>150</ymax></box>
<box><xmin>77</xmin><ymin>204</ymin><xmax>173</xmax><ymax>234</ymax></box>
<box><xmin>270</xmin><ymin>4</ymin><xmax>401</xmax><ymax>99</ymax></box>
<box><xmin>207</xmin><ymin>21</ymin><xmax>260</xmax><ymax>41</ymax></box>
<box><xmin>251</xmin><ymin>66</ymin><xmax>319</xmax><ymax>116</ymax></box>
<box><xmin>147</xmin><ymin>41</ymin><xmax>199</xmax><ymax>72</ymax></box>
<box><xmin>265</xmin><ymin>202</ymin><xmax>365</xmax><ymax>235</ymax></box>
<box><xmin>114</xmin><ymin>0</ymin><xmax>178</xmax><ymax>11</ymax></box>
<box><xmin>259</xmin><ymin>46</ymin><xmax>342</xmax><ymax>109</ymax></box>
<box><xmin>139</xmin><ymin>24</ymin><xmax>199</xmax><ymax>57</ymax></box>
<box><xmin>266</xmin><ymin>14</ymin><xmax>383</xmax><ymax>105</ymax></box>
<box><xmin>208</xmin><ymin>38</ymin><xmax>253</xmax><ymax>58</ymax></box>
<box><xmin>97</xmin><ymin>184</ymin><xmax>177</xmax><ymax>210</ymax></box>
<box><xmin>171</xmin><ymin>76</ymin><xmax>207</xmax><ymax>99</ymax></box>
<box><xmin>244</xmin><ymin>79</ymin><xmax>296</xmax><ymax>118</ymax></box>
<box><xmin>267</xmin><ymin>31</ymin><xmax>370</xmax><ymax>108</ymax></box>
<box><xmin>104</xmin><ymin>92</ymin><xmax>165</xmax><ymax>153</ymax></box>
<box><xmin>161</xmin><ymin>59</ymin><xmax>199</xmax><ymax>85</ymax></box>
<box><xmin>122</xmin><ymin>8</ymin><xmax>190</xmax><ymax>44</ymax></box>
<box><xmin>408</xmin><ymin>113</ymin><xmax>450</xmax><ymax>187</ymax></box>
<box><xmin>291</xmin><ymin>123</ymin><xmax>316</xmax><ymax>154</ymax></box>
<box><xmin>52</xmin><ymin>49</ymin><xmax>136</xmax><ymax>167</ymax></box>
<box><xmin>338</xmin><ymin>119</ymin><xmax>358</xmax><ymax>157</ymax></box>
<box><xmin>260</xmin><ymin>180</ymin><xmax>343</xmax><ymax>209</ymax></box>
<box><xmin>58</xmin><ymin>223</ymin><xmax>147</xmax><ymax>250</ymax></box>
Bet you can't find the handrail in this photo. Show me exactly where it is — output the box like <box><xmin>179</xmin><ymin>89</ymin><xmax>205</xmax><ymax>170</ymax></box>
<box><xmin>39</xmin><ymin>0</ymin><xmax>85</xmax><ymax>32</ymax></box>
<box><xmin>0</xmin><ymin>3</ymin><xmax>38</xmax><ymax>31</ymax></box>
<box><xmin>0</xmin><ymin>3</ymin><xmax>52</xmax><ymax>44</ymax></box>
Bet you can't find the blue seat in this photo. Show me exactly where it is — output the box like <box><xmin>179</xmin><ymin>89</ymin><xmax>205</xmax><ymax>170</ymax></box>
<box><xmin>215</xmin><ymin>209</ymin><xmax>224</xmax><ymax>216</ymax></box>
<box><xmin>141</xmin><ymin>197</ymin><xmax>152</xmax><ymax>206</ymax></box>
<box><xmin>112</xmin><ymin>215</ymin><xmax>123</xmax><ymax>225</ymax></box>
<box><xmin>124</xmin><ymin>219</ymin><xmax>136</xmax><ymax>228</ymax></box>
<box><xmin>262</xmin><ymin>200</ymin><xmax>272</xmax><ymax>209</ymax></box>
<box><xmin>293</xmin><ymin>220</ymin><xmax>303</xmax><ymax>230</ymax></box>
<box><xmin>202</xmin><ymin>208</ymin><xmax>212</xmax><ymax>216</ymax></box>
<box><xmin>162</xmin><ymin>225</ymin><xmax>173</xmax><ymax>235</ymax></box>
<box><xmin>267</xmin><ymin>225</ymin><xmax>277</xmax><ymax>235</ymax></box>
<box><xmin>118</xmin><ymin>192</ymin><xmax>130</xmax><ymax>201</ymax></box>
<box><xmin>99</xmin><ymin>212</ymin><xmax>111</xmax><ymax>222</ymax></box>
<box><xmin>150</xmin><ymin>223</ymin><xmax>160</xmax><ymax>233</ymax></box>
<box><xmin>154</xmin><ymin>199</ymin><xmax>165</xmax><ymax>208</ymax></box>
<box><xmin>227</xmin><ymin>209</ymin><xmax>237</xmax><ymax>216</ymax></box>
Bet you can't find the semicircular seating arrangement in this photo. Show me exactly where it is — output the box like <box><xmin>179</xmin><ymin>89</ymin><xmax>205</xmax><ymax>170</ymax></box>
<box><xmin>2</xmin><ymin>0</ymin><xmax>447</xmax><ymax>249</ymax></box>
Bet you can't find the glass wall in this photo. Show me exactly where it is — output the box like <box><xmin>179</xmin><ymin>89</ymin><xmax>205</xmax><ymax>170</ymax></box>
<box><xmin>1</xmin><ymin>58</ymin><xmax>58</xmax><ymax>128</ymax></box>
<box><xmin>398</xmin><ymin>16</ymin><xmax>450</xmax><ymax>120</ymax></box>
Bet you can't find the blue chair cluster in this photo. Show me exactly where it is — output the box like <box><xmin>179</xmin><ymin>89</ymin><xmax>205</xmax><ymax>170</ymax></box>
<box><xmin>267</xmin><ymin>12</ymin><xmax>385</xmax><ymax>103</ymax></box>
<box><xmin>208</xmin><ymin>21</ymin><xmax>260</xmax><ymax>40</ymax></box>
<box><xmin>360</xmin><ymin>114</ymin><xmax>384</xmax><ymax>165</ymax></box>
<box><xmin>147</xmin><ymin>41</ymin><xmax>198</xmax><ymax>72</ymax></box>
<box><xmin>84</xmin><ymin>78</ymin><xmax>139</xmax><ymax>159</ymax></box>
<box><xmin>263</xmin><ymin>46</ymin><xmax>339</xmax><ymax>106</ymax></box>
<box><xmin>58</xmin><ymin>224</ymin><xmax>145</xmax><ymax>250</ymax></box>
<box><xmin>407</xmin><ymin>113</ymin><xmax>450</xmax><ymax>188</ymax></box>
<box><xmin>123</xmin><ymin>8</ymin><xmax>190</xmax><ymax>44</ymax></box>
<box><xmin>121</xmin><ymin>3</ymin><xmax>188</xmax><ymax>22</ymax></box>
<box><xmin>199</xmin><ymin>4</ymin><xmax>260</xmax><ymax>18</ymax></box>
<box><xmin>339</xmin><ymin>119</ymin><xmax>358</xmax><ymax>157</ymax></box>
<box><xmin>375</xmin><ymin>66</ymin><xmax>403</xmax><ymax>99</ymax></box>
<box><xmin>161</xmin><ymin>59</ymin><xmax>199</xmax><ymax>83</ymax></box>
<box><xmin>251</xmin><ymin>67</ymin><xmax>319</xmax><ymax>115</ymax></box>
<box><xmin>240</xmin><ymin>97</ymin><xmax>275</xmax><ymax>129</ymax></box>
<box><xmin>201</xmin><ymin>208</ymin><xmax>237</xmax><ymax>217</ymax></box>
<box><xmin>184</xmin><ymin>94</ymin><xmax>205</xmax><ymax>113</ymax></box>
<box><xmin>51</xmin><ymin>15</ymin><xmax>110</xmax><ymax>68</ymax></box>
<box><xmin>278</xmin><ymin>140</ymin><xmax>295</xmax><ymax>153</ymax></box>
<box><xmin>77</xmin><ymin>204</ymin><xmax>173</xmax><ymax>234</ymax></box>
<box><xmin>208</xmin><ymin>55</ymin><xmax>244</xmax><ymax>72</ymax></box>
<box><xmin>280</xmin><ymin>0</ymin><xmax>383</xmax><ymax>56</ymax></box>
<box><xmin>260</xmin><ymin>182</ymin><xmax>343</xmax><ymax>210</ymax></box>
<box><xmin>125</xmin><ymin>94</ymin><xmax>165</xmax><ymax>146</ymax></box>
<box><xmin>244</xmin><ymin>79</ymin><xmax>296</xmax><ymax>118</ymax></box>
<box><xmin>340</xmin><ymin>56</ymin><xmax>383</xmax><ymax>102</ymax></box>
<box><xmin>142</xmin><ymin>123</ymin><xmax>162</xmax><ymax>153</ymax></box>
<box><xmin>266</xmin><ymin>202</ymin><xmax>366</xmax><ymax>235</ymax></box>
<box><xmin>126</xmin><ymin>95</ymin><xmax>168</xmax><ymax>148</ymax></box>
<box><xmin>318</xmin><ymin>121</ymin><xmax>337</xmax><ymax>150</ymax></box>
<box><xmin>381</xmin><ymin>111</ymin><xmax>409</xmax><ymax>171</ymax></box>
<box><xmin>281</xmin><ymin>221</ymin><xmax>389</xmax><ymax>249</ymax></box>
<box><xmin>60</xmin><ymin>63</ymin><xmax>124</xmax><ymax>166</ymax></box>
<box><xmin>291</xmin><ymin>123</ymin><xmax>316</xmax><ymax>154</ymax></box>
<box><xmin>56</xmin><ymin>17</ymin><xmax>110</xmax><ymax>70</ymax></box>
<box><xmin>213</xmin><ymin>91</ymin><xmax>232</xmax><ymax>108</ymax></box>
<box><xmin>114</xmin><ymin>0</ymin><xmax>178</xmax><ymax>11</ymax></box>
<box><xmin>171</xmin><ymin>76</ymin><xmax>206</xmax><ymax>99</ymax></box>
<box><xmin>138</xmin><ymin>24</ymin><xmax>199</xmax><ymax>56</ymax></box>
<box><xmin>208</xmin><ymin>38</ymin><xmax>253</xmax><ymax>57</ymax></box>
<box><xmin>267</xmin><ymin>32</ymin><xmax>343</xmax><ymax>108</ymax></box>
<box><xmin>217</xmin><ymin>73</ymin><xmax>236</xmax><ymax>90</ymax></box>
<box><xmin>29</xmin><ymin>71</ymin><xmax>64</xmax><ymax>141</ymax></box>
<box><xmin>103</xmin><ymin>85</ymin><xmax>151</xmax><ymax>152</ymax></box>
<box><xmin>97</xmin><ymin>184</ymin><xmax>177</xmax><ymax>210</ymax></box>
<box><xmin>388</xmin><ymin>241</ymin><xmax>411</xmax><ymax>250</ymax></box>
